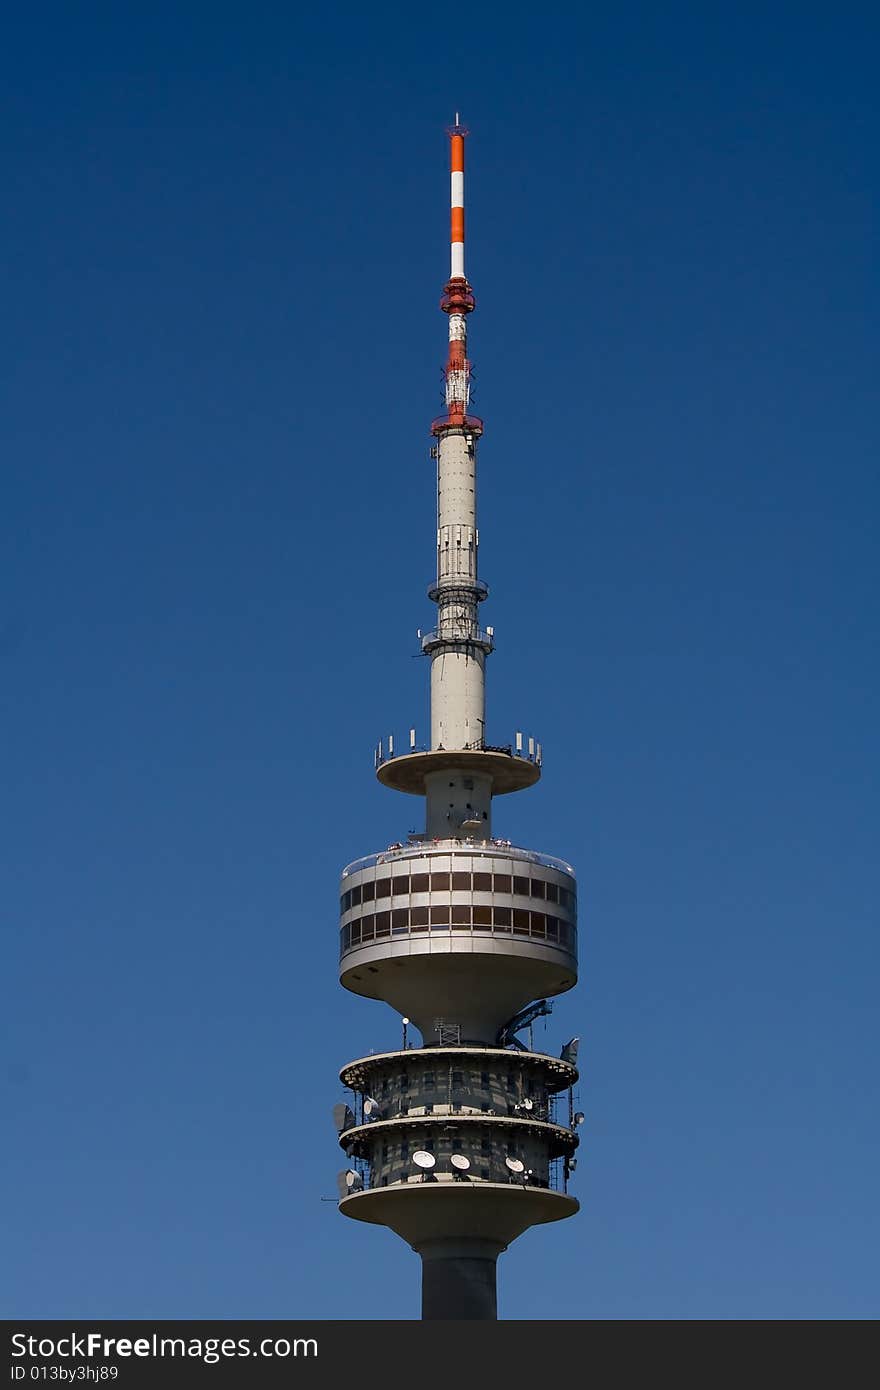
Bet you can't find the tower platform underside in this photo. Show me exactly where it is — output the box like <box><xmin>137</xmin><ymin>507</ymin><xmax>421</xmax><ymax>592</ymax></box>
<box><xmin>377</xmin><ymin>748</ymin><xmax>540</xmax><ymax>797</ymax></box>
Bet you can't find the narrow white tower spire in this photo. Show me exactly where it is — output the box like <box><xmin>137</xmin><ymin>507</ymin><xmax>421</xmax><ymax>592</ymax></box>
<box><xmin>335</xmin><ymin>121</ymin><xmax>581</xmax><ymax>1321</ymax></box>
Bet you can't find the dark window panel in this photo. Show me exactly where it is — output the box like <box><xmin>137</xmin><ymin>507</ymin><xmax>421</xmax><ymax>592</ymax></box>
<box><xmin>375</xmin><ymin>877</ymin><xmax>392</xmax><ymax>900</ymax></box>
<box><xmin>494</xmin><ymin>906</ymin><xmax>512</xmax><ymax>928</ymax></box>
<box><xmin>349</xmin><ymin>923</ymin><xmax>361</xmax><ymax>945</ymax></box>
<box><xmin>350</xmin><ymin>885</ymin><xmax>362</xmax><ymax>906</ymax></box>
<box><xmin>362</xmin><ymin>882</ymin><xmax>375</xmax><ymax>903</ymax></box>
<box><xmin>361</xmin><ymin>918</ymin><xmax>376</xmax><ymax>941</ymax></box>
<box><xmin>430</xmin><ymin>906</ymin><xmax>451</xmax><ymax>925</ymax></box>
<box><xmin>392</xmin><ymin>908</ymin><xmax>409</xmax><ymax>929</ymax></box>
<box><xmin>513</xmin><ymin>876</ymin><xmax>529</xmax><ymax>896</ymax></box>
<box><xmin>411</xmin><ymin>873</ymin><xmax>429</xmax><ymax>893</ymax></box>
<box><xmin>530</xmin><ymin>878</ymin><xmax>546</xmax><ymax>899</ymax></box>
<box><xmin>473</xmin><ymin>904</ymin><xmax>492</xmax><ymax>926</ymax></box>
<box><xmin>430</xmin><ymin>872</ymin><xmax>450</xmax><ymax>891</ymax></box>
<box><xmin>473</xmin><ymin>872</ymin><xmax>492</xmax><ymax>891</ymax></box>
<box><xmin>530</xmin><ymin>911</ymin><xmax>546</xmax><ymax>937</ymax></box>
<box><xmin>410</xmin><ymin>906</ymin><xmax>429</xmax><ymax>927</ymax></box>
<box><xmin>493</xmin><ymin>874</ymin><xmax>512</xmax><ymax>894</ymax></box>
<box><xmin>451</xmin><ymin>904</ymin><xmax>471</xmax><ymax>925</ymax></box>
<box><xmin>545</xmin><ymin>881</ymin><xmax>558</xmax><ymax>903</ymax></box>
<box><xmin>513</xmin><ymin>909</ymin><xmax>530</xmax><ymax>933</ymax></box>
<box><xmin>451</xmin><ymin>872</ymin><xmax>470</xmax><ymax>891</ymax></box>
<box><xmin>392</xmin><ymin>875</ymin><xmax>409</xmax><ymax>895</ymax></box>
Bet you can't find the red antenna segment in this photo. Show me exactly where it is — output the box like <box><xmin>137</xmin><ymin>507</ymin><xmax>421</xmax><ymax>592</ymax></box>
<box><xmin>433</xmin><ymin>116</ymin><xmax>481</xmax><ymax>437</ymax></box>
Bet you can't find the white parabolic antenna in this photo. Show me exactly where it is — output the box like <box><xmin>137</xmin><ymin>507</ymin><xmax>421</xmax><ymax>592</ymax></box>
<box><xmin>450</xmin><ymin>1153</ymin><xmax>471</xmax><ymax>1171</ymax></box>
<box><xmin>505</xmin><ymin>1156</ymin><xmax>525</xmax><ymax>1174</ymax></box>
<box><xmin>336</xmin><ymin>1168</ymin><xmax>363</xmax><ymax>1199</ymax></box>
<box><xmin>413</xmin><ymin>1150</ymin><xmax>436</xmax><ymax>1169</ymax></box>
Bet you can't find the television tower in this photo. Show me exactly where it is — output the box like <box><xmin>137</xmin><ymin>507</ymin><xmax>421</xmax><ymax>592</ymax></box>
<box><xmin>334</xmin><ymin>119</ymin><xmax>581</xmax><ymax>1320</ymax></box>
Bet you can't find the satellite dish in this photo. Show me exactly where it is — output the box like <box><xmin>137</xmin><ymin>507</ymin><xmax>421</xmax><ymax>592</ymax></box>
<box><xmin>450</xmin><ymin>1153</ymin><xmax>471</xmax><ymax>1171</ymax></box>
<box><xmin>561</xmin><ymin>1037</ymin><xmax>580</xmax><ymax>1066</ymax></box>
<box><xmin>505</xmin><ymin>1156</ymin><xmax>525</xmax><ymax>1174</ymax></box>
<box><xmin>518</xmin><ymin>1098</ymin><xmax>534</xmax><ymax>1112</ymax></box>
<box><xmin>363</xmin><ymin>1097</ymin><xmax>383</xmax><ymax>1118</ymax></box>
<box><xmin>336</xmin><ymin>1168</ymin><xmax>363</xmax><ymax>1199</ymax></box>
<box><xmin>412</xmin><ymin>1150</ymin><xmax>436</xmax><ymax>1170</ymax></box>
<box><xmin>332</xmin><ymin>1103</ymin><xmax>355</xmax><ymax>1134</ymax></box>
<box><xmin>573</xmin><ymin>1111</ymin><xmax>585</xmax><ymax>1126</ymax></box>
<box><xmin>568</xmin><ymin>1158</ymin><xmax>578</xmax><ymax>1172</ymax></box>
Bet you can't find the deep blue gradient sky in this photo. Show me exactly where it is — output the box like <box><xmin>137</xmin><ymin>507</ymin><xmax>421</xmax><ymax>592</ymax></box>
<box><xmin>3</xmin><ymin>4</ymin><xmax>877</xmax><ymax>1320</ymax></box>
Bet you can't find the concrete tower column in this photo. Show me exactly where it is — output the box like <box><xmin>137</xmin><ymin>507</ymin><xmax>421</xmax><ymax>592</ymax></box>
<box><xmin>418</xmin><ymin>1238</ymin><xmax>505</xmax><ymax>1320</ymax></box>
<box><xmin>430</xmin><ymin>646</ymin><xmax>486</xmax><ymax>752</ymax></box>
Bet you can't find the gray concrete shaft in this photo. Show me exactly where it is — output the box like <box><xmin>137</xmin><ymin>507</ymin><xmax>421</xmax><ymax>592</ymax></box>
<box><xmin>430</xmin><ymin>644</ymin><xmax>486</xmax><ymax>752</ymax></box>
<box><xmin>418</xmin><ymin>1238</ymin><xmax>504</xmax><ymax>1320</ymax></box>
<box><xmin>436</xmin><ymin>429</ymin><xmax>477</xmax><ymax>580</ymax></box>
<box><xmin>424</xmin><ymin>768</ymin><xmax>492</xmax><ymax>838</ymax></box>
<box><xmin>430</xmin><ymin>427</ymin><xmax>487</xmax><ymax>751</ymax></box>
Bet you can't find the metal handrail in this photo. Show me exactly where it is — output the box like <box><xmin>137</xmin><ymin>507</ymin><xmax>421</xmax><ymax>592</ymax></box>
<box><xmin>419</xmin><ymin>626</ymin><xmax>495</xmax><ymax>652</ymax></box>
<box><xmin>342</xmin><ymin>839</ymin><xmax>575</xmax><ymax>878</ymax></box>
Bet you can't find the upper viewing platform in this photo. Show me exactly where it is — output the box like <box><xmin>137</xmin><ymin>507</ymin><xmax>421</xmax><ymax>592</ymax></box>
<box><xmin>376</xmin><ymin>742</ymin><xmax>542</xmax><ymax>798</ymax></box>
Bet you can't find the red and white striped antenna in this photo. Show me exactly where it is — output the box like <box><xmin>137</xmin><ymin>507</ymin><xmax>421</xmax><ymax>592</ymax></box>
<box><xmin>434</xmin><ymin>114</ymin><xmax>481</xmax><ymax>437</ymax></box>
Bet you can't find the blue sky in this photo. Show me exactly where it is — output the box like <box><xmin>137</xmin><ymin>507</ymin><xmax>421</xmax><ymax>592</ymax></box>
<box><xmin>2</xmin><ymin>3</ymin><xmax>877</xmax><ymax>1319</ymax></box>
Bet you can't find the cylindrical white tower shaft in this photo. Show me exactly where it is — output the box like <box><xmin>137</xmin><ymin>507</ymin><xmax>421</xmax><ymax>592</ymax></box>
<box><xmin>427</xmin><ymin>120</ymin><xmax>492</xmax><ymax>775</ymax></box>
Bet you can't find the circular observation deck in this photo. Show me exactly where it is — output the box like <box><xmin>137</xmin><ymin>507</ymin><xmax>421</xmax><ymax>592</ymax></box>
<box><xmin>339</xmin><ymin>1045</ymin><xmax>578</xmax><ymax>1094</ymax></box>
<box><xmin>377</xmin><ymin>748</ymin><xmax>540</xmax><ymax>797</ymax></box>
<box><xmin>338</xmin><ymin>841</ymin><xmax>578</xmax><ymax>1043</ymax></box>
<box><xmin>340</xmin><ymin>1113</ymin><xmax>577</xmax><ymax>1163</ymax></box>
